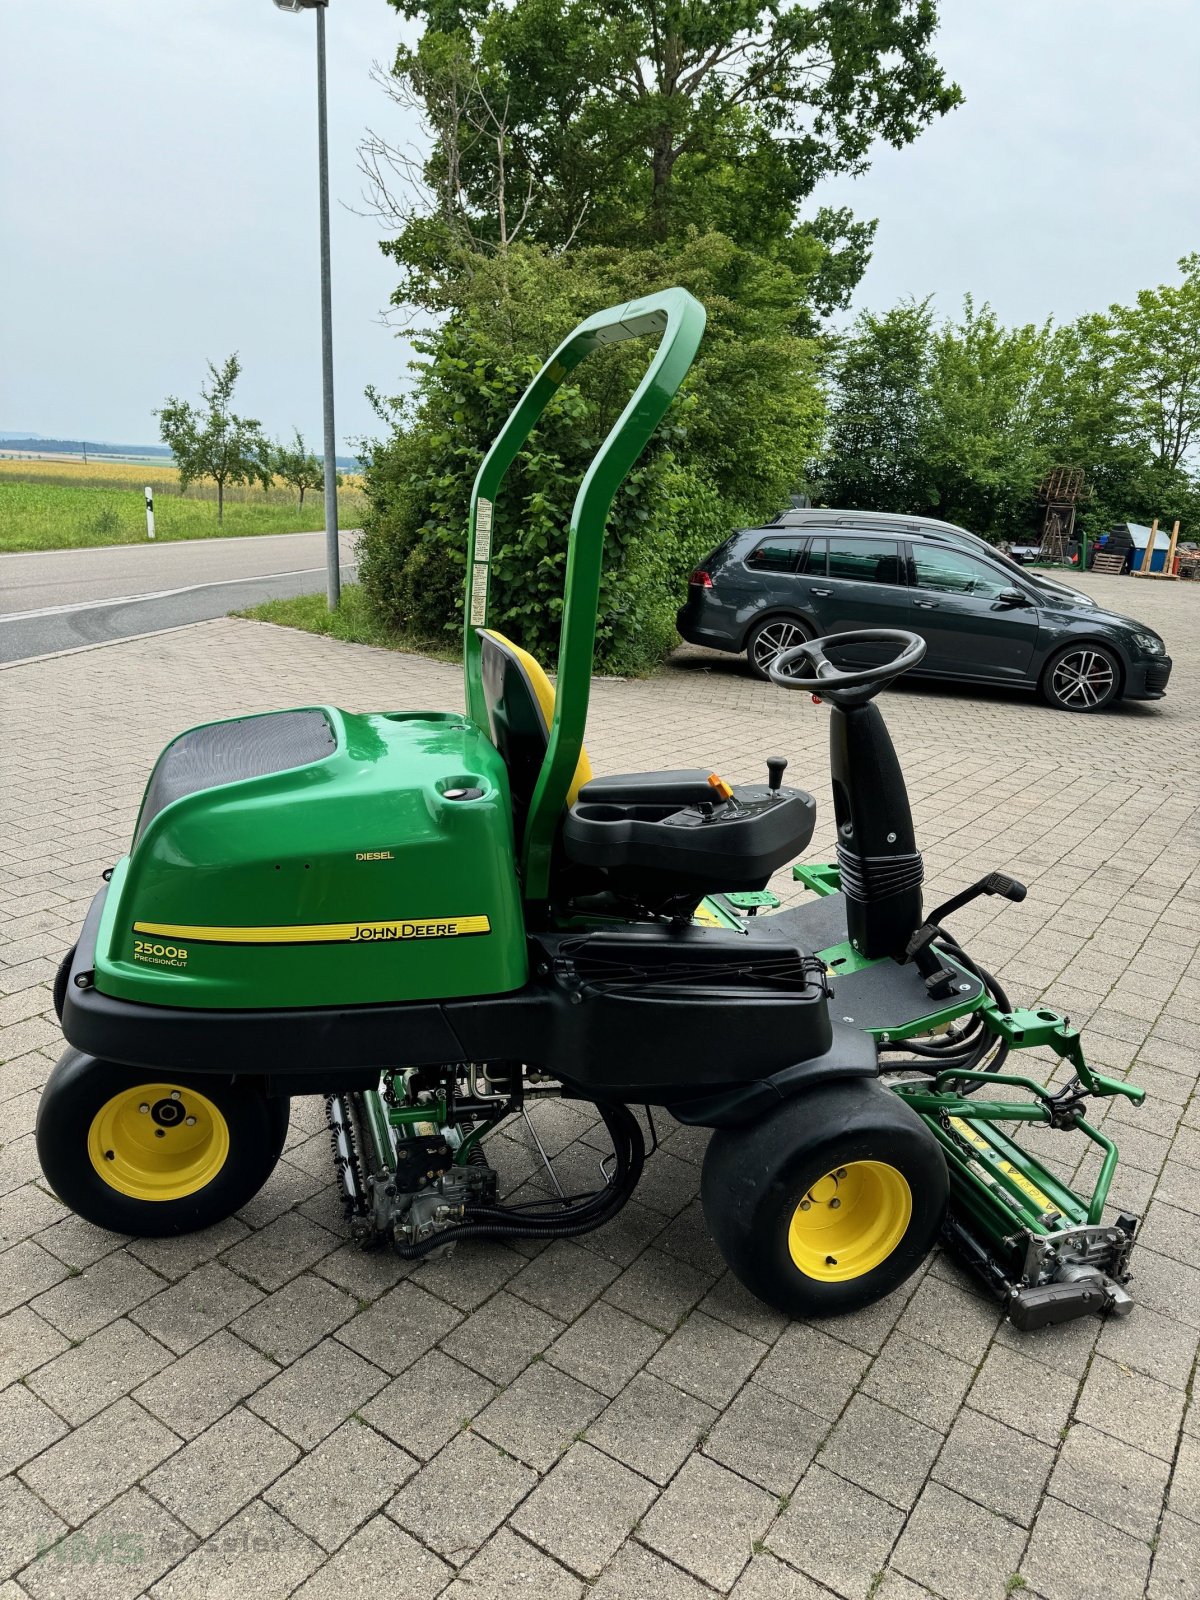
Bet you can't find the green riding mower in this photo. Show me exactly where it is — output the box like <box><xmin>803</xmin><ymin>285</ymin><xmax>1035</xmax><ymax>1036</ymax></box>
<box><xmin>40</xmin><ymin>289</ymin><xmax>1144</xmax><ymax>1329</ymax></box>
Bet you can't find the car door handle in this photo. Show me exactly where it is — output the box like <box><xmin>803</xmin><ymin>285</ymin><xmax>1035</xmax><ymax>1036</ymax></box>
<box><xmin>811</xmin><ymin>587</ymin><xmax>831</xmax><ymax>597</ymax></box>
<box><xmin>914</xmin><ymin>600</ymin><xmax>939</xmax><ymax>609</ymax></box>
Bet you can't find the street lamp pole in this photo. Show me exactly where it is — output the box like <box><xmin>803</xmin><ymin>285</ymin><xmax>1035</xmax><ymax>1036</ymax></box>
<box><xmin>275</xmin><ymin>0</ymin><xmax>340</xmax><ymax>609</ymax></box>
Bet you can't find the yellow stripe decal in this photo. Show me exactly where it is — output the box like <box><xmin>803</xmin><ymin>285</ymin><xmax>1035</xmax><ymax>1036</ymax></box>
<box><xmin>948</xmin><ymin>1117</ymin><xmax>1057</xmax><ymax>1212</ymax></box>
<box><xmin>133</xmin><ymin>916</ymin><xmax>491</xmax><ymax>946</ymax></box>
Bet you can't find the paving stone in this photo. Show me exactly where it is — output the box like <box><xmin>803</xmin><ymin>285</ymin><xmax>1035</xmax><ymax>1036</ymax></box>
<box><xmin>0</xmin><ymin>1184</ymin><xmax>63</xmax><ymax>1249</ymax></box>
<box><xmin>968</xmin><ymin>1342</ymin><xmax>1079</xmax><ymax>1445</ymax></box>
<box><xmin>131</xmin><ymin>1261</ymin><xmax>262</xmax><ymax>1354</ymax></box>
<box><xmin>230</xmin><ymin>1271</ymin><xmax>357</xmax><ymax>1365</ymax></box>
<box><xmin>655</xmin><ymin>1198</ymin><xmax>727</xmax><ymax>1277</ymax></box>
<box><xmin>634</xmin><ymin>1149</ymin><xmax>703</xmax><ymax>1217</ymax></box>
<box><xmin>603</xmin><ymin>1246</ymin><xmax>714</xmax><ymax>1332</ymax></box>
<box><xmin>511</xmin><ymin>1442</ymin><xmax>656</xmax><ymax>1579</ymax></box>
<box><xmin>589</xmin><ymin>1369</ymin><xmax>717</xmax><ymax>1485</ymax></box>
<box><xmin>35</xmin><ymin>1214</ymin><xmax>131</xmax><ymax>1270</ymax></box>
<box><xmin>440</xmin><ymin>1527</ymin><xmax>583</xmax><ymax>1600</ymax></box>
<box><xmin>755</xmin><ymin>1324</ymin><xmax>871</xmax><ymax>1421</ymax></box>
<box><xmin>148</xmin><ymin>1499</ymin><xmax>323</xmax><ymax>1600</ymax></box>
<box><xmin>729</xmin><ymin>1551</ymin><xmax>834</xmax><ymax>1599</ymax></box>
<box><xmin>474</xmin><ymin>1359</ymin><xmax>606</xmax><ymax>1471</ymax></box>
<box><xmin>1096</xmin><ymin>1302</ymin><xmax>1199</xmax><ymax>1390</ymax></box>
<box><xmin>363</xmin><ymin>1348</ymin><xmax>497</xmax><ymax>1461</ymax></box>
<box><xmin>0</xmin><ymin>1381</ymin><xmax>67</xmax><ymax>1475</ymax></box>
<box><xmin>1128</xmin><ymin>1246</ymin><xmax>1200</xmax><ymax>1331</ymax></box>
<box><xmin>289</xmin><ymin>1514</ymin><xmax>452</xmax><ymax>1600</ymax></box>
<box><xmin>817</xmin><ymin>1393</ymin><xmax>942</xmax><ymax>1511</ymax></box>
<box><xmin>648</xmin><ymin>1309</ymin><xmax>767</xmax><ymax>1407</ymax></box>
<box><xmin>388</xmin><ymin>1429</ymin><xmax>537</xmax><ymax>1565</ymax></box>
<box><xmin>768</xmin><ymin>1464</ymin><xmax>904</xmax><ymax>1599</ymax></box>
<box><xmin>1075</xmin><ymin>1353</ymin><xmax>1186</xmax><ymax>1461</ymax></box>
<box><xmin>263</xmin><ymin>1416</ymin><xmax>416</xmax><ymax>1552</ymax></box>
<box><xmin>144</xmin><ymin>1404</ymin><xmax>299</xmax><ymax>1538</ymax></box>
<box><xmin>591</xmin><ymin>1539</ymin><xmax>722</xmax><ymax>1600</ymax></box>
<box><xmin>1049</xmin><ymin>1420</ymin><xmax>1170</xmax><ymax>1541</ymax></box>
<box><xmin>931</xmin><ymin>1406</ymin><xmax>1054</xmax><ymax>1526</ymax></box>
<box><xmin>18</xmin><ymin>1486</ymin><xmax>193</xmax><ymax>1600</ymax></box>
<box><xmin>410</xmin><ymin>1239</ymin><xmax>523</xmax><ymax>1311</ymax></box>
<box><xmin>862</xmin><ymin>1330</ymin><xmax>977</xmax><ymax>1434</ymax></box>
<box><xmin>0</xmin><ymin>1477</ymin><xmax>66</xmax><ymax>1582</ymax></box>
<box><xmin>705</xmin><ymin>1380</ymin><xmax>828</xmax><ymax>1496</ymax></box>
<box><xmin>507</xmin><ymin>1239</ymin><xmax>621</xmax><ymax>1320</ymax></box>
<box><xmin>1021</xmin><ymin>1495</ymin><xmax>1152</xmax><ymax>1600</ymax></box>
<box><xmin>127</xmin><ymin>1216</ymin><xmax>250</xmax><ymax>1282</ymax></box>
<box><xmin>27</xmin><ymin>1316</ymin><xmax>173</xmax><ymax>1426</ymax></box>
<box><xmin>992</xmin><ymin>1301</ymin><xmax>1100</xmax><ymax>1378</ymax></box>
<box><xmin>698</xmin><ymin>1270</ymin><xmax>790</xmax><ymax>1346</ymax></box>
<box><xmin>246</xmin><ymin>1334</ymin><xmax>386</xmax><ymax>1449</ymax></box>
<box><xmin>545</xmin><ymin>1299</ymin><xmax>664</xmax><ymax>1399</ymax></box>
<box><xmin>896</xmin><ymin>1270</ymin><xmax>1001</xmax><ymax>1364</ymax></box>
<box><xmin>19</xmin><ymin>1396</ymin><xmax>179</xmax><ymax>1524</ymax></box>
<box><xmin>0</xmin><ymin>1307</ymin><xmax>71</xmax><ymax>1388</ymax></box>
<box><xmin>892</xmin><ymin>1482</ymin><xmax>1024</xmax><ymax>1600</ymax></box>
<box><xmin>220</xmin><ymin>1210</ymin><xmax>339</xmax><ymax>1290</ymax></box>
<box><xmin>134</xmin><ymin>1328</ymin><xmax>279</xmax><ymax>1440</ymax></box>
<box><xmin>30</xmin><ymin>1250</ymin><xmax>164</xmax><ymax>1341</ymax></box>
<box><xmin>0</xmin><ymin>1242</ymin><xmax>69</xmax><ymax>1316</ymax></box>
<box><xmin>438</xmin><ymin>1289</ymin><xmax>563</xmax><ymax>1384</ymax></box>
<box><xmin>1170</xmin><ymin>1430</ymin><xmax>1200</xmax><ymax>1525</ymax></box>
<box><xmin>578</xmin><ymin>1198</ymin><xmax>668</xmax><ymax>1268</ymax></box>
<box><xmin>312</xmin><ymin>1239</ymin><xmax>411</xmax><ymax>1301</ymax></box>
<box><xmin>640</xmin><ymin>1452</ymin><xmax>776</xmax><ymax>1592</ymax></box>
<box><xmin>1148</xmin><ymin>1511</ymin><xmax>1200</xmax><ymax>1600</ymax></box>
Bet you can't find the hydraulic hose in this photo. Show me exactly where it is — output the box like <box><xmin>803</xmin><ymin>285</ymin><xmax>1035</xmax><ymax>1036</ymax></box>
<box><xmin>391</xmin><ymin>1101</ymin><xmax>645</xmax><ymax>1260</ymax></box>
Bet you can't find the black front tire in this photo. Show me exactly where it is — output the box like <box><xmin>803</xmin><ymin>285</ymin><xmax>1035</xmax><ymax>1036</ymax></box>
<box><xmin>1040</xmin><ymin>643</ymin><xmax>1122</xmax><ymax>712</ymax></box>
<box><xmin>701</xmin><ymin>1080</ymin><xmax>947</xmax><ymax>1319</ymax></box>
<box><xmin>745</xmin><ymin>615</ymin><xmax>813</xmax><ymax>682</ymax></box>
<box><xmin>36</xmin><ymin>1050</ymin><xmax>290</xmax><ymax>1238</ymax></box>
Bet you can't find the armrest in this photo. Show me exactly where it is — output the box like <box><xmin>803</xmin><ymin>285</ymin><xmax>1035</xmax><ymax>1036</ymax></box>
<box><xmin>576</xmin><ymin>770</ymin><xmax>717</xmax><ymax>808</ymax></box>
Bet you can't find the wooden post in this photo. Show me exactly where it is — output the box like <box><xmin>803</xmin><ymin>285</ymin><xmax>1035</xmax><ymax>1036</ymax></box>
<box><xmin>1138</xmin><ymin>518</ymin><xmax>1158</xmax><ymax>575</ymax></box>
<box><xmin>1165</xmin><ymin>519</ymin><xmax>1181</xmax><ymax>576</ymax></box>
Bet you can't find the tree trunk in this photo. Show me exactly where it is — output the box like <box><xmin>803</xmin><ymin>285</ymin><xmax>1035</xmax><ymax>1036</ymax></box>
<box><xmin>299</xmin><ymin>486</ymin><xmax>305</xmax><ymax>509</ymax></box>
<box><xmin>650</xmin><ymin>131</ymin><xmax>675</xmax><ymax>242</ymax></box>
<box><xmin>217</xmin><ymin>478</ymin><xmax>224</xmax><ymax>524</ymax></box>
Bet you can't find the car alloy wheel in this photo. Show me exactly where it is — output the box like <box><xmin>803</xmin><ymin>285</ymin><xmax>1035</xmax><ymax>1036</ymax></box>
<box><xmin>749</xmin><ymin>618</ymin><xmax>809</xmax><ymax>680</ymax></box>
<box><xmin>1047</xmin><ymin>646</ymin><xmax>1118</xmax><ymax>711</ymax></box>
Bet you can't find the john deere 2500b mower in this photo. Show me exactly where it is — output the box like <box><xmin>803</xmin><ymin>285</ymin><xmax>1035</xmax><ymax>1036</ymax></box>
<box><xmin>41</xmin><ymin>289</ymin><xmax>1144</xmax><ymax>1329</ymax></box>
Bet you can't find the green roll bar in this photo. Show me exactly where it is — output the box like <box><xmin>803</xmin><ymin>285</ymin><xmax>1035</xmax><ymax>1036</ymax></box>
<box><xmin>462</xmin><ymin>286</ymin><xmax>708</xmax><ymax>907</ymax></box>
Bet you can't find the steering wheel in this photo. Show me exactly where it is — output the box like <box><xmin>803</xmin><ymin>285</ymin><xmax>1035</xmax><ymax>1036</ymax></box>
<box><xmin>768</xmin><ymin>628</ymin><xmax>926</xmax><ymax>697</ymax></box>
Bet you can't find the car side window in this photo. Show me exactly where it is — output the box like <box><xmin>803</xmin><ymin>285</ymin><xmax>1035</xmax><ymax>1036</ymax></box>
<box><xmin>825</xmin><ymin>537</ymin><xmax>904</xmax><ymax>585</ymax></box>
<box><xmin>911</xmin><ymin>546</ymin><xmax>1010</xmax><ymax>598</ymax></box>
<box><xmin>745</xmin><ymin>536</ymin><xmax>807</xmax><ymax>574</ymax></box>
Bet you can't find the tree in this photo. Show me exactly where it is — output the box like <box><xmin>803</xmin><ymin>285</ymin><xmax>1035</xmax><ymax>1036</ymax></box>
<box><xmin>358</xmin><ymin>234</ymin><xmax>824</xmax><ymax>673</ymax></box>
<box><xmin>368</xmin><ymin>0</ymin><xmax>961</xmax><ymax>313</ymax></box>
<box><xmin>1100</xmin><ymin>253</ymin><xmax>1200</xmax><ymax>474</ymax></box>
<box><xmin>156</xmin><ymin>355</ymin><xmax>270</xmax><ymax>523</ymax></box>
<box><xmin>272</xmin><ymin>429</ymin><xmax>327</xmax><ymax>510</ymax></box>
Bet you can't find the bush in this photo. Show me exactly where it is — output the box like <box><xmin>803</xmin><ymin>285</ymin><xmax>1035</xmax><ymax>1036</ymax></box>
<box><xmin>358</xmin><ymin>234</ymin><xmax>823</xmax><ymax>675</ymax></box>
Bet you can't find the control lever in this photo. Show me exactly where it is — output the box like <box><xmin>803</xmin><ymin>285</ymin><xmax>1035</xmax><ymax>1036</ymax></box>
<box><xmin>927</xmin><ymin>872</ymin><xmax>1027</xmax><ymax>926</ymax></box>
<box><xmin>766</xmin><ymin>756</ymin><xmax>788</xmax><ymax>792</ymax></box>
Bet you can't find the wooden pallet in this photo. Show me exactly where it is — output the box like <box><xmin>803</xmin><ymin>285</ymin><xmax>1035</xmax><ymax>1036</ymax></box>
<box><xmin>1092</xmin><ymin>552</ymin><xmax>1125</xmax><ymax>575</ymax></box>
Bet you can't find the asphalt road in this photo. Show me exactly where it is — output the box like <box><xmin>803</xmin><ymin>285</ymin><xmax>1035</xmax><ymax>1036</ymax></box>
<box><xmin>0</xmin><ymin>530</ymin><xmax>359</xmax><ymax>663</ymax></box>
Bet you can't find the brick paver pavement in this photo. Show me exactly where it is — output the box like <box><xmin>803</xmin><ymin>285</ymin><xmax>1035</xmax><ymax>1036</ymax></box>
<box><xmin>0</xmin><ymin>569</ymin><xmax>1196</xmax><ymax>1599</ymax></box>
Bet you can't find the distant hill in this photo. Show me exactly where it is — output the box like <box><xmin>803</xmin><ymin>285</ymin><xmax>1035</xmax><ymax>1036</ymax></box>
<box><xmin>0</xmin><ymin>435</ymin><xmax>360</xmax><ymax>470</ymax></box>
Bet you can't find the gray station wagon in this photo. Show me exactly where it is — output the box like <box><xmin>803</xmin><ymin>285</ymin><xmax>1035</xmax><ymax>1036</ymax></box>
<box><xmin>676</xmin><ymin>510</ymin><xmax>1171</xmax><ymax>712</ymax></box>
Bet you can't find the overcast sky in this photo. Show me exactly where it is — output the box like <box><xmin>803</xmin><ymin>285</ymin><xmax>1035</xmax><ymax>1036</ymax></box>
<box><xmin>2</xmin><ymin>1</ymin><xmax>1197</xmax><ymax>448</ymax></box>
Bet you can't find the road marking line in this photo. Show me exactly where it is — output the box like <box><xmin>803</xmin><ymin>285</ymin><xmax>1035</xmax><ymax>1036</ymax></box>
<box><xmin>1</xmin><ymin>566</ymin><xmax>331</xmax><ymax>622</ymax></box>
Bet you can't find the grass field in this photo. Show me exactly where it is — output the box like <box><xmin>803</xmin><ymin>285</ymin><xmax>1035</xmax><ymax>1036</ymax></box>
<box><xmin>235</xmin><ymin>587</ymin><xmax>458</xmax><ymax>661</ymax></box>
<box><xmin>0</xmin><ymin>457</ymin><xmax>367</xmax><ymax>552</ymax></box>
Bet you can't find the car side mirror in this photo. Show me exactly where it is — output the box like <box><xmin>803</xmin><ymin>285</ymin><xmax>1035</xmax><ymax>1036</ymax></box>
<box><xmin>996</xmin><ymin>588</ymin><xmax>1030</xmax><ymax>607</ymax></box>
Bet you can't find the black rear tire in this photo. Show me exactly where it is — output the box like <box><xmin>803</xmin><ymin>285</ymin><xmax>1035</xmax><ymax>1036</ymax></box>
<box><xmin>36</xmin><ymin>1050</ymin><xmax>290</xmax><ymax>1238</ymax></box>
<box><xmin>1040</xmin><ymin>643</ymin><xmax>1121</xmax><ymax>712</ymax></box>
<box><xmin>745</xmin><ymin>615</ymin><xmax>813</xmax><ymax>682</ymax></box>
<box><xmin>701</xmin><ymin>1080</ymin><xmax>947</xmax><ymax>1318</ymax></box>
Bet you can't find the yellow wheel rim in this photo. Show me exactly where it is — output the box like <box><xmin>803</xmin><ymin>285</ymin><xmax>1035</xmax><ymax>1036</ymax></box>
<box><xmin>87</xmin><ymin>1083</ymin><xmax>230</xmax><ymax>1202</ymax></box>
<box><xmin>787</xmin><ymin>1160</ymin><xmax>912</xmax><ymax>1283</ymax></box>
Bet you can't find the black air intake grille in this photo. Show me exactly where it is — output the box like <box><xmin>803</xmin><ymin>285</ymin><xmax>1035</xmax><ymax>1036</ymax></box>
<box><xmin>136</xmin><ymin>711</ymin><xmax>335</xmax><ymax>843</ymax></box>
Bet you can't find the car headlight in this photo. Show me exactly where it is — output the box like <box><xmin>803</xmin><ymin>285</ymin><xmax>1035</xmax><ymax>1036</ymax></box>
<box><xmin>1131</xmin><ymin>632</ymin><xmax>1164</xmax><ymax>655</ymax></box>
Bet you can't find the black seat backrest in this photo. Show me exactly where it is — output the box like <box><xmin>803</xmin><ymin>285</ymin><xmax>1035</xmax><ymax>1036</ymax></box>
<box><xmin>478</xmin><ymin>629</ymin><xmax>592</xmax><ymax>838</ymax></box>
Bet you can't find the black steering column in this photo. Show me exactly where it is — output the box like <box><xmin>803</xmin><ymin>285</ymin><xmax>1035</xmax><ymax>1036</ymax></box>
<box><xmin>769</xmin><ymin>630</ymin><xmax>928</xmax><ymax>962</ymax></box>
